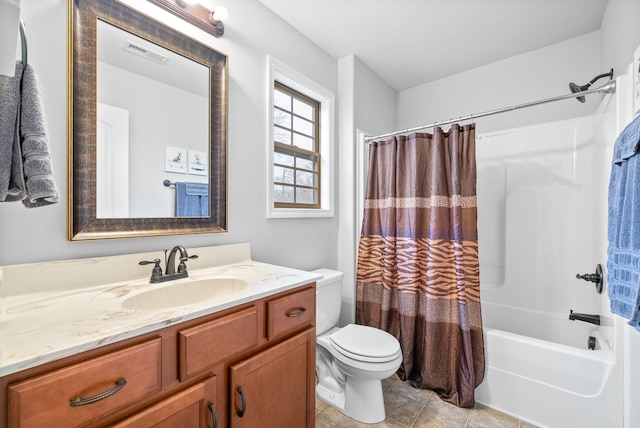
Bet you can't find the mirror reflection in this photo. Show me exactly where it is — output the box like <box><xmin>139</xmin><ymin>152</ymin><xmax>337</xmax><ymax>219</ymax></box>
<box><xmin>69</xmin><ymin>0</ymin><xmax>227</xmax><ymax>241</ymax></box>
<box><xmin>96</xmin><ymin>20</ymin><xmax>209</xmax><ymax>218</ymax></box>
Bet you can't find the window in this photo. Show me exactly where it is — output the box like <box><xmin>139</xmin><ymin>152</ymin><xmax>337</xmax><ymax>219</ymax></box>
<box><xmin>267</xmin><ymin>56</ymin><xmax>334</xmax><ymax>218</ymax></box>
<box><xmin>273</xmin><ymin>82</ymin><xmax>320</xmax><ymax>208</ymax></box>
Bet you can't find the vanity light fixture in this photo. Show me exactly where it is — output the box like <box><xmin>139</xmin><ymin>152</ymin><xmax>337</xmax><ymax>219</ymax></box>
<box><xmin>148</xmin><ymin>0</ymin><xmax>228</xmax><ymax>38</ymax></box>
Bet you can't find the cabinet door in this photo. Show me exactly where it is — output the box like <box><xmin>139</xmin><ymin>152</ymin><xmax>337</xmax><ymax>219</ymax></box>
<box><xmin>111</xmin><ymin>376</ymin><xmax>217</xmax><ymax>428</ymax></box>
<box><xmin>229</xmin><ymin>330</ymin><xmax>315</xmax><ymax>428</ymax></box>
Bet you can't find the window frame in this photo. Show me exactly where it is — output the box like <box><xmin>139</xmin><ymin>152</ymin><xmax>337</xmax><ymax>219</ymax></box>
<box><xmin>273</xmin><ymin>82</ymin><xmax>321</xmax><ymax>209</ymax></box>
<box><xmin>266</xmin><ymin>56</ymin><xmax>335</xmax><ymax>218</ymax></box>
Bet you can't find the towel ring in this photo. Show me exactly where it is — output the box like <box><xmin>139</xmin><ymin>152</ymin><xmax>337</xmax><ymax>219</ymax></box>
<box><xmin>19</xmin><ymin>19</ymin><xmax>27</xmax><ymax>66</ymax></box>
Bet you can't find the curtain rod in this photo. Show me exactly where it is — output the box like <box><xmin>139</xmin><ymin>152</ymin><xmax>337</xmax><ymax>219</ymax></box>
<box><xmin>364</xmin><ymin>80</ymin><xmax>617</xmax><ymax>143</ymax></box>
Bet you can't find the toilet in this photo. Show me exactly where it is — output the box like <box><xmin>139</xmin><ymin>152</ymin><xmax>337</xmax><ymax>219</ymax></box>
<box><xmin>313</xmin><ymin>268</ymin><xmax>402</xmax><ymax>424</ymax></box>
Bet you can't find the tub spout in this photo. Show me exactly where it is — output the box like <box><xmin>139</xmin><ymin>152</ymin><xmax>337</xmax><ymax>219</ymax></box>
<box><xmin>569</xmin><ymin>310</ymin><xmax>600</xmax><ymax>325</ymax></box>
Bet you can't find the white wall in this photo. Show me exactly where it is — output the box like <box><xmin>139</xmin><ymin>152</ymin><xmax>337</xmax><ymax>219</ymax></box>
<box><xmin>1</xmin><ymin>0</ymin><xmax>339</xmax><ymax>271</ymax></box>
<box><xmin>600</xmin><ymin>0</ymin><xmax>640</xmax><ymax>81</ymax></box>
<box><xmin>337</xmin><ymin>55</ymin><xmax>397</xmax><ymax>325</ymax></box>
<box><xmin>398</xmin><ymin>31</ymin><xmax>602</xmax><ymax>134</ymax></box>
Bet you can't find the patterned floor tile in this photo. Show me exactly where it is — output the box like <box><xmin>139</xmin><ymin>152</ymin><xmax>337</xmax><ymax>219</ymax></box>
<box><xmin>467</xmin><ymin>404</ymin><xmax>519</xmax><ymax>428</ymax></box>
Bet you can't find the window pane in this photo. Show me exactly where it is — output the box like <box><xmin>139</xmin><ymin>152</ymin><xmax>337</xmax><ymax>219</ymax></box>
<box><xmin>274</xmin><ymin>151</ymin><xmax>294</xmax><ymax>166</ymax></box>
<box><xmin>274</xmin><ymin>166</ymin><xmax>294</xmax><ymax>184</ymax></box>
<box><xmin>274</xmin><ymin>185</ymin><xmax>294</xmax><ymax>203</ymax></box>
<box><xmin>293</xmin><ymin>134</ymin><xmax>313</xmax><ymax>151</ymax></box>
<box><xmin>273</xmin><ymin>81</ymin><xmax>322</xmax><ymax>209</ymax></box>
<box><xmin>274</xmin><ymin>109</ymin><xmax>291</xmax><ymax>128</ymax></box>
<box><xmin>296</xmin><ymin>170</ymin><xmax>315</xmax><ymax>187</ymax></box>
<box><xmin>296</xmin><ymin>188</ymin><xmax>315</xmax><ymax>204</ymax></box>
<box><xmin>274</xmin><ymin>127</ymin><xmax>291</xmax><ymax>145</ymax></box>
<box><xmin>293</xmin><ymin>99</ymin><xmax>313</xmax><ymax>120</ymax></box>
<box><xmin>274</xmin><ymin>89</ymin><xmax>291</xmax><ymax>111</ymax></box>
<box><xmin>293</xmin><ymin>116</ymin><xmax>313</xmax><ymax>137</ymax></box>
<box><xmin>296</xmin><ymin>156</ymin><xmax>314</xmax><ymax>171</ymax></box>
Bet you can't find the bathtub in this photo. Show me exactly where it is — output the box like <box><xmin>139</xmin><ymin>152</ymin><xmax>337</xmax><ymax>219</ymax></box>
<box><xmin>476</xmin><ymin>302</ymin><xmax>621</xmax><ymax>428</ymax></box>
<box><xmin>475</xmin><ymin>108</ymin><xmax>623</xmax><ymax>428</ymax></box>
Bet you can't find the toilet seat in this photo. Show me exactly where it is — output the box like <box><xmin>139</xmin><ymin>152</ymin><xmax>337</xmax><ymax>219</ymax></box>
<box><xmin>330</xmin><ymin>324</ymin><xmax>401</xmax><ymax>363</ymax></box>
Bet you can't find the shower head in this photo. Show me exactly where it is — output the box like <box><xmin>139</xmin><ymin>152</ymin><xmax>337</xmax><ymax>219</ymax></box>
<box><xmin>569</xmin><ymin>68</ymin><xmax>614</xmax><ymax>103</ymax></box>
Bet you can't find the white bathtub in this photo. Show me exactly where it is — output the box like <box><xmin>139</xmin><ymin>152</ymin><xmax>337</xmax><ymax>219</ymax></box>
<box><xmin>476</xmin><ymin>304</ymin><xmax>621</xmax><ymax>427</ymax></box>
<box><xmin>476</xmin><ymin>301</ymin><xmax>619</xmax><ymax>424</ymax></box>
<box><xmin>475</xmin><ymin>111</ymin><xmax>623</xmax><ymax>428</ymax></box>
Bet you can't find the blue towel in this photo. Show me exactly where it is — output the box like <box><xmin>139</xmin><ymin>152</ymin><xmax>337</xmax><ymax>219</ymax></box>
<box><xmin>175</xmin><ymin>182</ymin><xmax>208</xmax><ymax>217</ymax></box>
<box><xmin>607</xmin><ymin>114</ymin><xmax>640</xmax><ymax>330</ymax></box>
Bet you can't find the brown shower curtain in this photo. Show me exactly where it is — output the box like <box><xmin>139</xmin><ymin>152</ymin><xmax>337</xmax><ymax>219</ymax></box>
<box><xmin>356</xmin><ymin>124</ymin><xmax>484</xmax><ymax>408</ymax></box>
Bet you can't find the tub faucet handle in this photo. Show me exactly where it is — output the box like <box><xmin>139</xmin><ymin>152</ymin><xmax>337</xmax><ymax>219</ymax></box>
<box><xmin>575</xmin><ymin>264</ymin><xmax>603</xmax><ymax>294</ymax></box>
<box><xmin>576</xmin><ymin>273</ymin><xmax>600</xmax><ymax>282</ymax></box>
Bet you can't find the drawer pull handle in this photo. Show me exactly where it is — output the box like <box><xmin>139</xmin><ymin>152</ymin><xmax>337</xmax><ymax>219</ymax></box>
<box><xmin>70</xmin><ymin>378</ymin><xmax>127</xmax><ymax>407</ymax></box>
<box><xmin>236</xmin><ymin>386</ymin><xmax>246</xmax><ymax>418</ymax></box>
<box><xmin>286</xmin><ymin>307</ymin><xmax>307</xmax><ymax>318</ymax></box>
<box><xmin>208</xmin><ymin>402</ymin><xmax>218</xmax><ymax>428</ymax></box>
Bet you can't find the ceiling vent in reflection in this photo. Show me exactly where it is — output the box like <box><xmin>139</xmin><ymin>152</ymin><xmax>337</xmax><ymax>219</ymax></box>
<box><xmin>121</xmin><ymin>40</ymin><xmax>170</xmax><ymax>65</ymax></box>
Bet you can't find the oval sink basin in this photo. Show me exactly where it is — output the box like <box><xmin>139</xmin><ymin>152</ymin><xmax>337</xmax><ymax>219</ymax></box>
<box><xmin>122</xmin><ymin>278</ymin><xmax>248</xmax><ymax>310</ymax></box>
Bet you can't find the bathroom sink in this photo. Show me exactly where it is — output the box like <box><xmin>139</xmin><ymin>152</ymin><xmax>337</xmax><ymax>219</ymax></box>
<box><xmin>121</xmin><ymin>278</ymin><xmax>248</xmax><ymax>310</ymax></box>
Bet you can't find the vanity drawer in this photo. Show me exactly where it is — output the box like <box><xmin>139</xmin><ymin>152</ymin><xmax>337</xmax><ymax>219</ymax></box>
<box><xmin>8</xmin><ymin>338</ymin><xmax>162</xmax><ymax>428</ymax></box>
<box><xmin>179</xmin><ymin>305</ymin><xmax>259</xmax><ymax>381</ymax></box>
<box><xmin>267</xmin><ymin>286</ymin><xmax>315</xmax><ymax>340</ymax></box>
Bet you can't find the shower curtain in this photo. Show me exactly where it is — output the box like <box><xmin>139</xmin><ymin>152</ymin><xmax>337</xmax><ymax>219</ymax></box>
<box><xmin>356</xmin><ymin>124</ymin><xmax>484</xmax><ymax>407</ymax></box>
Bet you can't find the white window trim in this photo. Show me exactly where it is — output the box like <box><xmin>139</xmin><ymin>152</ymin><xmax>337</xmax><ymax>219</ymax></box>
<box><xmin>266</xmin><ymin>56</ymin><xmax>335</xmax><ymax>218</ymax></box>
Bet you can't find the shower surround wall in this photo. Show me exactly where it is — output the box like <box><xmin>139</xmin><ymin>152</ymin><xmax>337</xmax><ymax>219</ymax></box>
<box><xmin>474</xmin><ymin>80</ymin><xmax>624</xmax><ymax>428</ymax></box>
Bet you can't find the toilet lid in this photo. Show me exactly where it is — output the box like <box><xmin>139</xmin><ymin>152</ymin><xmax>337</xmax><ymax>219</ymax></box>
<box><xmin>330</xmin><ymin>324</ymin><xmax>401</xmax><ymax>362</ymax></box>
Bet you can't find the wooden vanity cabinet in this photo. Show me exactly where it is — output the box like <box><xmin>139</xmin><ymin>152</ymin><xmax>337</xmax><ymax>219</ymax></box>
<box><xmin>0</xmin><ymin>282</ymin><xmax>316</xmax><ymax>428</ymax></box>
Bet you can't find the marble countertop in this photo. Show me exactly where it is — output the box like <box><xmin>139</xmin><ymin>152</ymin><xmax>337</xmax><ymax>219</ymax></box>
<box><xmin>0</xmin><ymin>259</ymin><xmax>321</xmax><ymax>377</ymax></box>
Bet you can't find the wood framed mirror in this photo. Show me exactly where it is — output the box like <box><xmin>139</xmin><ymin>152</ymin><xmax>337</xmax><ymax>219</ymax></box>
<box><xmin>68</xmin><ymin>0</ymin><xmax>227</xmax><ymax>240</ymax></box>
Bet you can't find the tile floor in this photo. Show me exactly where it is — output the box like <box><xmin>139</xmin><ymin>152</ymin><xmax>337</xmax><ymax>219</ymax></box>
<box><xmin>315</xmin><ymin>374</ymin><xmax>538</xmax><ymax>428</ymax></box>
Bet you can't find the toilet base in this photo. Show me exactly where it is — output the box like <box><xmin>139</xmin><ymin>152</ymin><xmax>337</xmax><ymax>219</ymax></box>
<box><xmin>317</xmin><ymin>376</ymin><xmax>386</xmax><ymax>424</ymax></box>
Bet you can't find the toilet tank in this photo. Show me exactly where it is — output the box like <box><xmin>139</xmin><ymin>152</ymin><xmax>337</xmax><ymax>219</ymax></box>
<box><xmin>312</xmin><ymin>268</ymin><xmax>344</xmax><ymax>335</ymax></box>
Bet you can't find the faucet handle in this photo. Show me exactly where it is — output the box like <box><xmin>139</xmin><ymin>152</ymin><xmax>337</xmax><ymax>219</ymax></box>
<box><xmin>575</xmin><ymin>264</ymin><xmax>604</xmax><ymax>294</ymax></box>
<box><xmin>139</xmin><ymin>258</ymin><xmax>163</xmax><ymax>281</ymax></box>
<box><xmin>139</xmin><ymin>258</ymin><xmax>161</xmax><ymax>267</ymax></box>
<box><xmin>177</xmin><ymin>254</ymin><xmax>198</xmax><ymax>274</ymax></box>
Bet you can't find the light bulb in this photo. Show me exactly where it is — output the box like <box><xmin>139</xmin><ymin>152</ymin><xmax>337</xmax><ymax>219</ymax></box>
<box><xmin>211</xmin><ymin>5</ymin><xmax>228</xmax><ymax>22</ymax></box>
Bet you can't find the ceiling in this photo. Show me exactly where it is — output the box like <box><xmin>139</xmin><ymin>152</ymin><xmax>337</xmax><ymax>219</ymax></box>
<box><xmin>257</xmin><ymin>0</ymin><xmax>610</xmax><ymax>91</ymax></box>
